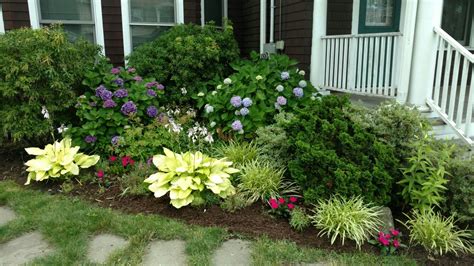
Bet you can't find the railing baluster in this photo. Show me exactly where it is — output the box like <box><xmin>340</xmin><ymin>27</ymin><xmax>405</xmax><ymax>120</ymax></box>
<box><xmin>347</xmin><ymin>37</ymin><xmax>357</xmax><ymax>91</ymax></box>
<box><xmin>335</xmin><ymin>39</ymin><xmax>340</xmax><ymax>88</ymax></box>
<box><xmin>433</xmin><ymin>37</ymin><xmax>445</xmax><ymax>105</ymax></box>
<box><xmin>384</xmin><ymin>36</ymin><xmax>393</xmax><ymax>96</ymax></box>
<box><xmin>367</xmin><ymin>37</ymin><xmax>374</xmax><ymax>94</ymax></box>
<box><xmin>456</xmin><ymin>59</ymin><xmax>469</xmax><ymax>126</ymax></box>
<box><xmin>465</xmin><ymin>67</ymin><xmax>473</xmax><ymax>137</ymax></box>
<box><xmin>357</xmin><ymin>37</ymin><xmax>363</xmax><ymax>91</ymax></box>
<box><xmin>391</xmin><ymin>36</ymin><xmax>399</xmax><ymax>97</ymax></box>
<box><xmin>342</xmin><ymin>38</ymin><xmax>349</xmax><ymax>89</ymax></box>
<box><xmin>329</xmin><ymin>39</ymin><xmax>334</xmax><ymax>88</ymax></box>
<box><xmin>373</xmin><ymin>36</ymin><xmax>381</xmax><ymax>95</ymax></box>
<box><xmin>362</xmin><ymin>37</ymin><xmax>368</xmax><ymax>92</ymax></box>
<box><xmin>441</xmin><ymin>45</ymin><xmax>453</xmax><ymax>112</ymax></box>
<box><xmin>448</xmin><ymin>51</ymin><xmax>461</xmax><ymax>120</ymax></box>
<box><xmin>379</xmin><ymin>36</ymin><xmax>386</xmax><ymax>94</ymax></box>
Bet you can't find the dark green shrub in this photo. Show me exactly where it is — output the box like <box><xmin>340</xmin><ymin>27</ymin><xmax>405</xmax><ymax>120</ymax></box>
<box><xmin>444</xmin><ymin>157</ymin><xmax>474</xmax><ymax>225</ymax></box>
<box><xmin>285</xmin><ymin>96</ymin><xmax>399</xmax><ymax>205</ymax></box>
<box><xmin>0</xmin><ymin>25</ymin><xmax>101</xmax><ymax>141</ymax></box>
<box><xmin>127</xmin><ymin>23</ymin><xmax>239</xmax><ymax>105</ymax></box>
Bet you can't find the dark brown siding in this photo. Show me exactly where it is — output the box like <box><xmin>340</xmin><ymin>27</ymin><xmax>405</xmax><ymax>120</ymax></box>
<box><xmin>235</xmin><ymin>0</ymin><xmax>260</xmax><ymax>56</ymax></box>
<box><xmin>327</xmin><ymin>0</ymin><xmax>353</xmax><ymax>35</ymax></box>
<box><xmin>274</xmin><ymin>0</ymin><xmax>314</xmax><ymax>74</ymax></box>
<box><xmin>101</xmin><ymin>0</ymin><xmax>124</xmax><ymax>66</ymax></box>
<box><xmin>184</xmin><ymin>0</ymin><xmax>200</xmax><ymax>24</ymax></box>
<box><xmin>2</xmin><ymin>0</ymin><xmax>30</xmax><ymax>30</ymax></box>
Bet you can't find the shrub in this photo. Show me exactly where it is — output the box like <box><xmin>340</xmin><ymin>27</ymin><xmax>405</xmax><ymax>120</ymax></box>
<box><xmin>24</xmin><ymin>138</ymin><xmax>100</xmax><ymax>185</ymax></box>
<box><xmin>401</xmin><ymin>209</ymin><xmax>472</xmax><ymax>255</ymax></box>
<box><xmin>68</xmin><ymin>64</ymin><xmax>164</xmax><ymax>153</ymax></box>
<box><xmin>0</xmin><ymin>25</ymin><xmax>101</xmax><ymax>141</ymax></box>
<box><xmin>220</xmin><ymin>193</ymin><xmax>250</xmax><ymax>212</ymax></box>
<box><xmin>444</xmin><ymin>157</ymin><xmax>474</xmax><ymax>224</ymax></box>
<box><xmin>285</xmin><ymin>96</ymin><xmax>399</xmax><ymax>205</ymax></box>
<box><xmin>119</xmin><ymin>162</ymin><xmax>155</xmax><ymax>196</ymax></box>
<box><xmin>198</xmin><ymin>52</ymin><xmax>318</xmax><ymax>137</ymax></box>
<box><xmin>399</xmin><ymin>135</ymin><xmax>453</xmax><ymax>211</ymax></box>
<box><xmin>311</xmin><ymin>196</ymin><xmax>383</xmax><ymax>248</ymax></box>
<box><xmin>213</xmin><ymin>141</ymin><xmax>260</xmax><ymax>167</ymax></box>
<box><xmin>127</xmin><ymin>23</ymin><xmax>239</xmax><ymax>105</ymax></box>
<box><xmin>289</xmin><ymin>207</ymin><xmax>311</xmax><ymax>232</ymax></box>
<box><xmin>238</xmin><ymin>160</ymin><xmax>297</xmax><ymax>204</ymax></box>
<box><xmin>144</xmin><ymin>148</ymin><xmax>239</xmax><ymax>208</ymax></box>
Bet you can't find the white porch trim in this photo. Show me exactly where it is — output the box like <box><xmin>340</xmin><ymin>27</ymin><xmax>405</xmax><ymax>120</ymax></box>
<box><xmin>0</xmin><ymin>4</ymin><xmax>5</xmax><ymax>33</ymax></box>
<box><xmin>259</xmin><ymin>0</ymin><xmax>267</xmax><ymax>53</ymax></box>
<box><xmin>310</xmin><ymin>0</ymin><xmax>327</xmax><ymax>88</ymax></box>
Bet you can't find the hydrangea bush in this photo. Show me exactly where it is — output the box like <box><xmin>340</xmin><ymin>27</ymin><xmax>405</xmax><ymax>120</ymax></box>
<box><xmin>195</xmin><ymin>52</ymin><xmax>319</xmax><ymax>138</ymax></box>
<box><xmin>68</xmin><ymin>61</ymin><xmax>164</xmax><ymax>152</ymax></box>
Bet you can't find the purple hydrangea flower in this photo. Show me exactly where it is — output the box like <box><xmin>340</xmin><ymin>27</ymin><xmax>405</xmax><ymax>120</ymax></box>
<box><xmin>277</xmin><ymin>96</ymin><xmax>287</xmax><ymax>106</ymax></box>
<box><xmin>127</xmin><ymin>67</ymin><xmax>136</xmax><ymax>73</ymax></box>
<box><xmin>156</xmin><ymin>84</ymin><xmax>165</xmax><ymax>90</ymax></box>
<box><xmin>111</xmin><ymin>136</ymin><xmax>121</xmax><ymax>146</ymax></box>
<box><xmin>103</xmin><ymin>99</ymin><xmax>117</xmax><ymax>108</ymax></box>
<box><xmin>133</xmin><ymin>76</ymin><xmax>143</xmax><ymax>82</ymax></box>
<box><xmin>121</xmin><ymin>101</ymin><xmax>137</xmax><ymax>116</ymax></box>
<box><xmin>114</xmin><ymin>88</ymin><xmax>128</xmax><ymax>98</ymax></box>
<box><xmin>84</xmin><ymin>135</ymin><xmax>97</xmax><ymax>143</ymax></box>
<box><xmin>100</xmin><ymin>89</ymin><xmax>113</xmax><ymax>101</ymax></box>
<box><xmin>114</xmin><ymin>78</ymin><xmax>124</xmax><ymax>86</ymax></box>
<box><xmin>231</xmin><ymin>120</ymin><xmax>243</xmax><ymax>131</ymax></box>
<box><xmin>111</xmin><ymin>68</ymin><xmax>120</xmax><ymax>74</ymax></box>
<box><xmin>239</xmin><ymin>107</ymin><xmax>249</xmax><ymax>116</ymax></box>
<box><xmin>146</xmin><ymin>81</ymin><xmax>158</xmax><ymax>88</ymax></box>
<box><xmin>230</xmin><ymin>96</ymin><xmax>242</xmax><ymax>108</ymax></box>
<box><xmin>147</xmin><ymin>89</ymin><xmax>157</xmax><ymax>97</ymax></box>
<box><xmin>89</xmin><ymin>102</ymin><xmax>97</xmax><ymax>107</ymax></box>
<box><xmin>281</xmin><ymin>71</ymin><xmax>290</xmax><ymax>80</ymax></box>
<box><xmin>293</xmin><ymin>87</ymin><xmax>304</xmax><ymax>98</ymax></box>
<box><xmin>242</xmin><ymin>97</ymin><xmax>253</xmax><ymax>107</ymax></box>
<box><xmin>146</xmin><ymin>106</ymin><xmax>158</xmax><ymax>118</ymax></box>
<box><xmin>95</xmin><ymin>85</ymin><xmax>106</xmax><ymax>97</ymax></box>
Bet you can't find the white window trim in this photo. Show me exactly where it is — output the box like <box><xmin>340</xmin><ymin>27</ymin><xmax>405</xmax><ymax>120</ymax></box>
<box><xmin>27</xmin><ymin>0</ymin><xmax>105</xmax><ymax>54</ymax></box>
<box><xmin>200</xmin><ymin>0</ymin><xmax>228</xmax><ymax>26</ymax></box>
<box><xmin>121</xmin><ymin>0</ymin><xmax>184</xmax><ymax>59</ymax></box>
<box><xmin>0</xmin><ymin>4</ymin><xmax>5</xmax><ymax>33</ymax></box>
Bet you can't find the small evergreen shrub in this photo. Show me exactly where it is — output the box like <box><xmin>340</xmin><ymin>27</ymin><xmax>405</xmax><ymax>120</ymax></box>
<box><xmin>0</xmin><ymin>25</ymin><xmax>101</xmax><ymax>141</ymax></box>
<box><xmin>285</xmin><ymin>96</ymin><xmax>399</xmax><ymax>205</ymax></box>
<box><xmin>127</xmin><ymin>23</ymin><xmax>239</xmax><ymax>105</ymax></box>
<box><xmin>444</xmin><ymin>157</ymin><xmax>474</xmax><ymax>224</ymax></box>
<box><xmin>289</xmin><ymin>207</ymin><xmax>311</xmax><ymax>232</ymax></box>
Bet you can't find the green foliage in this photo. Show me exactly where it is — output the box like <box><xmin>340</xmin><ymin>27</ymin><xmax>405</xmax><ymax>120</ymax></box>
<box><xmin>0</xmin><ymin>25</ymin><xmax>101</xmax><ymax>141</ymax></box>
<box><xmin>119</xmin><ymin>162</ymin><xmax>155</xmax><ymax>196</ymax></box>
<box><xmin>144</xmin><ymin>148</ymin><xmax>239</xmax><ymax>208</ymax></box>
<box><xmin>398</xmin><ymin>135</ymin><xmax>453</xmax><ymax>211</ymax></box>
<box><xmin>127</xmin><ymin>23</ymin><xmax>239</xmax><ymax>105</ymax></box>
<box><xmin>255</xmin><ymin>112</ymin><xmax>295</xmax><ymax>168</ymax></box>
<box><xmin>401</xmin><ymin>209</ymin><xmax>473</xmax><ymax>255</ymax></box>
<box><xmin>311</xmin><ymin>196</ymin><xmax>383</xmax><ymax>248</ymax></box>
<box><xmin>285</xmin><ymin>96</ymin><xmax>399</xmax><ymax>205</ymax></box>
<box><xmin>68</xmin><ymin>63</ymin><xmax>164</xmax><ymax>153</ymax></box>
<box><xmin>24</xmin><ymin>138</ymin><xmax>100</xmax><ymax>185</ymax></box>
<box><xmin>220</xmin><ymin>193</ymin><xmax>250</xmax><ymax>212</ymax></box>
<box><xmin>444</xmin><ymin>157</ymin><xmax>474</xmax><ymax>224</ymax></box>
<box><xmin>238</xmin><ymin>159</ymin><xmax>297</xmax><ymax>204</ymax></box>
<box><xmin>213</xmin><ymin>141</ymin><xmax>260</xmax><ymax>167</ymax></box>
<box><xmin>290</xmin><ymin>207</ymin><xmax>311</xmax><ymax>232</ymax></box>
<box><xmin>198</xmin><ymin>52</ymin><xmax>318</xmax><ymax>137</ymax></box>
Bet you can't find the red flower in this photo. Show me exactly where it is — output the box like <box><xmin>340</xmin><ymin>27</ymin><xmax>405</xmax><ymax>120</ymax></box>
<box><xmin>378</xmin><ymin>236</ymin><xmax>389</xmax><ymax>246</ymax></box>
<box><xmin>96</xmin><ymin>170</ymin><xmax>104</xmax><ymax>179</ymax></box>
<box><xmin>289</xmin><ymin>196</ymin><xmax>298</xmax><ymax>203</ymax></box>
<box><xmin>378</xmin><ymin>231</ymin><xmax>384</xmax><ymax>237</ymax></box>
<box><xmin>393</xmin><ymin>239</ymin><xmax>400</xmax><ymax>248</ymax></box>
<box><xmin>390</xmin><ymin>228</ymin><xmax>400</xmax><ymax>236</ymax></box>
<box><xmin>287</xmin><ymin>203</ymin><xmax>295</xmax><ymax>209</ymax></box>
<box><xmin>109</xmin><ymin>156</ymin><xmax>117</xmax><ymax>162</ymax></box>
<box><xmin>268</xmin><ymin>199</ymin><xmax>279</xmax><ymax>209</ymax></box>
<box><xmin>129</xmin><ymin>158</ymin><xmax>135</xmax><ymax>166</ymax></box>
<box><xmin>384</xmin><ymin>233</ymin><xmax>392</xmax><ymax>239</ymax></box>
<box><xmin>121</xmin><ymin>156</ymin><xmax>134</xmax><ymax>167</ymax></box>
<box><xmin>278</xmin><ymin>198</ymin><xmax>285</xmax><ymax>204</ymax></box>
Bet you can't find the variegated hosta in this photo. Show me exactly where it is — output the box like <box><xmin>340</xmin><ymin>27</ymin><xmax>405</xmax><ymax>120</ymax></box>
<box><xmin>24</xmin><ymin>138</ymin><xmax>100</xmax><ymax>185</ymax></box>
<box><xmin>144</xmin><ymin>148</ymin><xmax>239</xmax><ymax>208</ymax></box>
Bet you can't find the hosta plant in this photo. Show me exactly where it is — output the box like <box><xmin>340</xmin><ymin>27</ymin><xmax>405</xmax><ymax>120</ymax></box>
<box><xmin>24</xmin><ymin>138</ymin><xmax>100</xmax><ymax>185</ymax></box>
<box><xmin>144</xmin><ymin>148</ymin><xmax>239</xmax><ymax>208</ymax></box>
<box><xmin>311</xmin><ymin>196</ymin><xmax>383</xmax><ymax>249</ymax></box>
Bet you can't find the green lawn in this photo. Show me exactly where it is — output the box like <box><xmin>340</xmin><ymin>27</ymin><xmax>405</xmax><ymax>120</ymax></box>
<box><xmin>0</xmin><ymin>181</ymin><xmax>417</xmax><ymax>265</ymax></box>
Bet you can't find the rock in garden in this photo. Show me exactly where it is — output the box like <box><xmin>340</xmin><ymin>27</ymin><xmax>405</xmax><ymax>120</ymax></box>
<box><xmin>378</xmin><ymin>207</ymin><xmax>395</xmax><ymax>232</ymax></box>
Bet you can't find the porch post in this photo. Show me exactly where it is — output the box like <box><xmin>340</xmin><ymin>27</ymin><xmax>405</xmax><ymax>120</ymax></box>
<box><xmin>407</xmin><ymin>0</ymin><xmax>444</xmax><ymax>108</ymax></box>
<box><xmin>310</xmin><ymin>0</ymin><xmax>327</xmax><ymax>88</ymax></box>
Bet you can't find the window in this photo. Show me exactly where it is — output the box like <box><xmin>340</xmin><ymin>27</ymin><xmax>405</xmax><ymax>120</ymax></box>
<box><xmin>201</xmin><ymin>0</ymin><xmax>227</xmax><ymax>27</ymax></box>
<box><xmin>359</xmin><ymin>0</ymin><xmax>400</xmax><ymax>33</ymax></box>
<box><xmin>442</xmin><ymin>0</ymin><xmax>473</xmax><ymax>46</ymax></box>
<box><xmin>27</xmin><ymin>0</ymin><xmax>104</xmax><ymax>49</ymax></box>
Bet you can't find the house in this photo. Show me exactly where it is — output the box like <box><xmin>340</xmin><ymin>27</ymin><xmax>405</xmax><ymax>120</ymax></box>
<box><xmin>0</xmin><ymin>0</ymin><xmax>472</xmax><ymax>146</ymax></box>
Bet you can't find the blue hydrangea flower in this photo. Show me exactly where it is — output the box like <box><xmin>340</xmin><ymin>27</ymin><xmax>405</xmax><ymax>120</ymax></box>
<box><xmin>205</xmin><ymin>104</ymin><xmax>214</xmax><ymax>113</ymax></box>
<box><xmin>276</xmin><ymin>96</ymin><xmax>287</xmax><ymax>106</ymax></box>
<box><xmin>147</xmin><ymin>89</ymin><xmax>157</xmax><ymax>97</ymax></box>
<box><xmin>230</xmin><ymin>96</ymin><xmax>242</xmax><ymax>108</ymax></box>
<box><xmin>281</xmin><ymin>71</ymin><xmax>290</xmax><ymax>80</ymax></box>
<box><xmin>111</xmin><ymin>136</ymin><xmax>121</xmax><ymax>146</ymax></box>
<box><xmin>293</xmin><ymin>87</ymin><xmax>304</xmax><ymax>98</ymax></box>
<box><xmin>84</xmin><ymin>135</ymin><xmax>97</xmax><ymax>143</ymax></box>
<box><xmin>239</xmin><ymin>107</ymin><xmax>249</xmax><ymax>116</ymax></box>
<box><xmin>114</xmin><ymin>89</ymin><xmax>128</xmax><ymax>98</ymax></box>
<box><xmin>95</xmin><ymin>85</ymin><xmax>106</xmax><ymax>97</ymax></box>
<box><xmin>114</xmin><ymin>78</ymin><xmax>124</xmax><ymax>86</ymax></box>
<box><xmin>121</xmin><ymin>101</ymin><xmax>137</xmax><ymax>116</ymax></box>
<box><xmin>231</xmin><ymin>120</ymin><xmax>243</xmax><ymax>131</ymax></box>
<box><xmin>146</xmin><ymin>106</ymin><xmax>158</xmax><ymax>117</ymax></box>
<box><xmin>242</xmin><ymin>97</ymin><xmax>253</xmax><ymax>107</ymax></box>
<box><xmin>103</xmin><ymin>99</ymin><xmax>117</xmax><ymax>108</ymax></box>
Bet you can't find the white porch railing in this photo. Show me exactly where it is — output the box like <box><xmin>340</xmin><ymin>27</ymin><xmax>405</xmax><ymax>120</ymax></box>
<box><xmin>427</xmin><ymin>27</ymin><xmax>474</xmax><ymax>146</ymax></box>
<box><xmin>321</xmin><ymin>32</ymin><xmax>402</xmax><ymax>98</ymax></box>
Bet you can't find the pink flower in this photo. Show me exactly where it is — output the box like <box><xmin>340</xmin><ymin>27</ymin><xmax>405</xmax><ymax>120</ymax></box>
<box><xmin>96</xmin><ymin>170</ymin><xmax>104</xmax><ymax>179</ymax></box>
<box><xmin>378</xmin><ymin>231</ymin><xmax>384</xmax><ymax>237</ymax></box>
<box><xmin>268</xmin><ymin>199</ymin><xmax>279</xmax><ymax>209</ymax></box>
<box><xmin>109</xmin><ymin>156</ymin><xmax>117</xmax><ymax>162</ymax></box>
<box><xmin>390</xmin><ymin>228</ymin><xmax>400</xmax><ymax>236</ymax></box>
<box><xmin>378</xmin><ymin>236</ymin><xmax>389</xmax><ymax>246</ymax></box>
<box><xmin>287</xmin><ymin>203</ymin><xmax>295</xmax><ymax>209</ymax></box>
<box><xmin>278</xmin><ymin>198</ymin><xmax>285</xmax><ymax>204</ymax></box>
<box><xmin>393</xmin><ymin>239</ymin><xmax>400</xmax><ymax>248</ymax></box>
<box><xmin>384</xmin><ymin>233</ymin><xmax>392</xmax><ymax>239</ymax></box>
<box><xmin>289</xmin><ymin>196</ymin><xmax>298</xmax><ymax>203</ymax></box>
<box><xmin>121</xmin><ymin>156</ymin><xmax>134</xmax><ymax>167</ymax></box>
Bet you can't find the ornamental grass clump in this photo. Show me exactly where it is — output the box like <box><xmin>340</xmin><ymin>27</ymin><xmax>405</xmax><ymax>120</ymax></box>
<box><xmin>213</xmin><ymin>141</ymin><xmax>260</xmax><ymax>167</ymax></box>
<box><xmin>401</xmin><ymin>209</ymin><xmax>473</xmax><ymax>256</ymax></box>
<box><xmin>24</xmin><ymin>138</ymin><xmax>100</xmax><ymax>185</ymax></box>
<box><xmin>144</xmin><ymin>148</ymin><xmax>239</xmax><ymax>208</ymax></box>
<box><xmin>311</xmin><ymin>196</ymin><xmax>383</xmax><ymax>249</ymax></box>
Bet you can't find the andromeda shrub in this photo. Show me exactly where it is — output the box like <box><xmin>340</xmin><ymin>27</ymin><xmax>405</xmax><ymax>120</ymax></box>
<box><xmin>285</xmin><ymin>96</ymin><xmax>399</xmax><ymax>205</ymax></box>
<box><xmin>127</xmin><ymin>23</ymin><xmax>239</xmax><ymax>105</ymax></box>
<box><xmin>0</xmin><ymin>25</ymin><xmax>101</xmax><ymax>141</ymax></box>
<box><xmin>197</xmin><ymin>52</ymin><xmax>318</xmax><ymax>138</ymax></box>
<box><xmin>444</xmin><ymin>157</ymin><xmax>474</xmax><ymax>224</ymax></box>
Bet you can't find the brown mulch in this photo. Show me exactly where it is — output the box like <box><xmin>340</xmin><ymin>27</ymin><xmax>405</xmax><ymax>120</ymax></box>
<box><xmin>1</xmin><ymin>148</ymin><xmax>473</xmax><ymax>266</ymax></box>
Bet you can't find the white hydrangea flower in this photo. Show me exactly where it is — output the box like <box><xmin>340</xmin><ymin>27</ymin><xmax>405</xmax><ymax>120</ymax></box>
<box><xmin>210</xmin><ymin>121</ymin><xmax>216</xmax><ymax>128</ymax></box>
<box><xmin>212</xmin><ymin>91</ymin><xmax>218</xmax><ymax>95</ymax></box>
<box><xmin>181</xmin><ymin>87</ymin><xmax>187</xmax><ymax>95</ymax></box>
<box><xmin>224</xmin><ymin>78</ymin><xmax>232</xmax><ymax>85</ymax></box>
<box><xmin>205</xmin><ymin>104</ymin><xmax>214</xmax><ymax>113</ymax></box>
<box><xmin>256</xmin><ymin>75</ymin><xmax>263</xmax><ymax>80</ymax></box>
<box><xmin>298</xmin><ymin>80</ymin><xmax>307</xmax><ymax>88</ymax></box>
<box><xmin>217</xmin><ymin>84</ymin><xmax>222</xmax><ymax>90</ymax></box>
<box><xmin>276</xmin><ymin>85</ymin><xmax>284</xmax><ymax>92</ymax></box>
<box><xmin>197</xmin><ymin>92</ymin><xmax>205</xmax><ymax>97</ymax></box>
<box><xmin>298</xmin><ymin>70</ymin><xmax>306</xmax><ymax>76</ymax></box>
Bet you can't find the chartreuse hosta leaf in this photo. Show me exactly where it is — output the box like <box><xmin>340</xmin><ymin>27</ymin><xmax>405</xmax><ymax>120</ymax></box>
<box><xmin>24</xmin><ymin>138</ymin><xmax>100</xmax><ymax>185</ymax></box>
<box><xmin>144</xmin><ymin>148</ymin><xmax>239</xmax><ymax>209</ymax></box>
